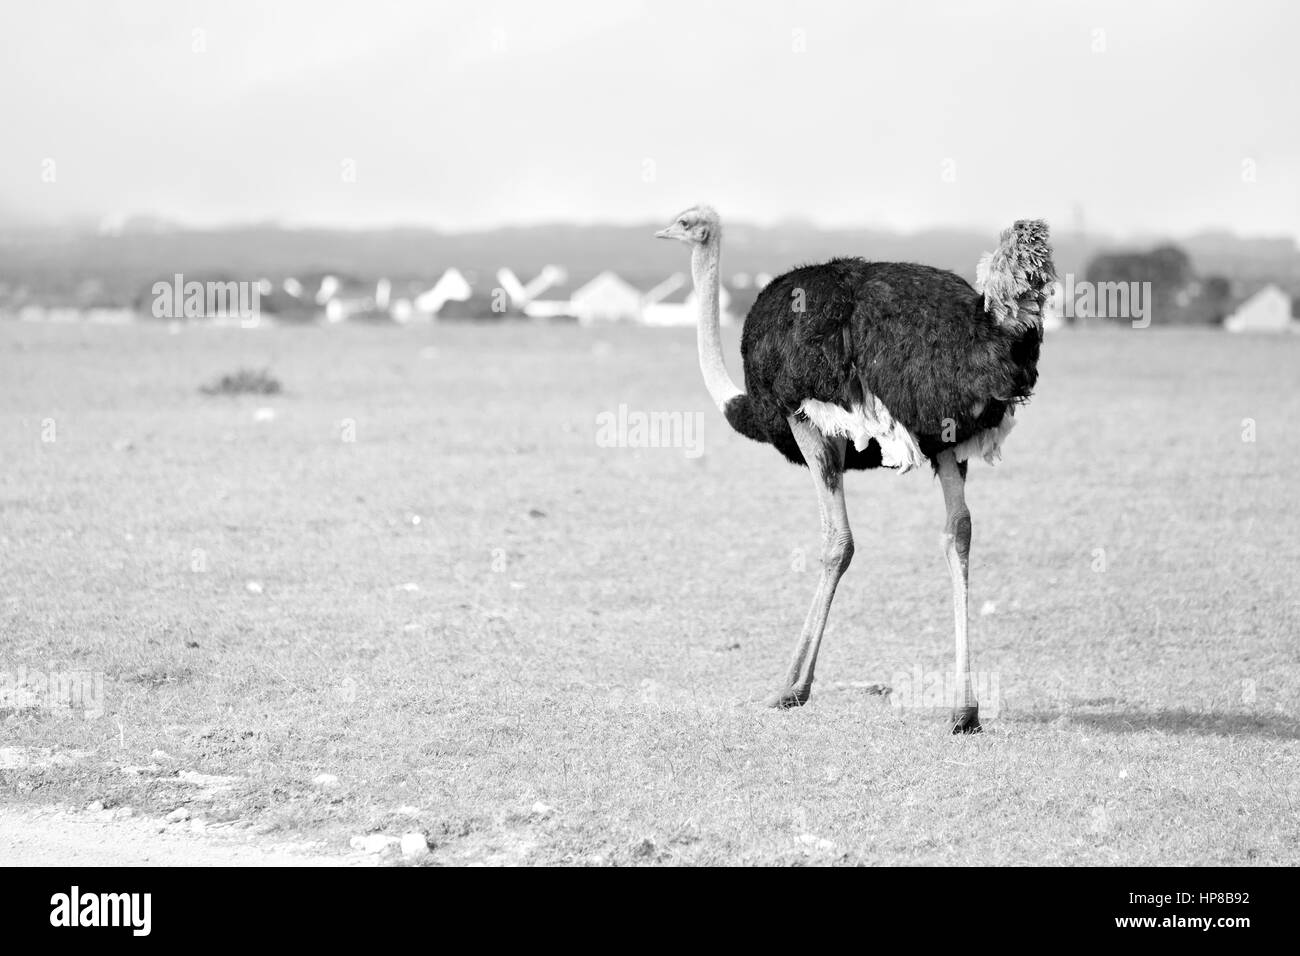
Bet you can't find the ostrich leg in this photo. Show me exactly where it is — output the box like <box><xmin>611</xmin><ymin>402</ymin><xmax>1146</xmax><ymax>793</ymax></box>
<box><xmin>766</xmin><ymin>417</ymin><xmax>853</xmax><ymax>708</ymax></box>
<box><xmin>937</xmin><ymin>449</ymin><xmax>980</xmax><ymax>733</ymax></box>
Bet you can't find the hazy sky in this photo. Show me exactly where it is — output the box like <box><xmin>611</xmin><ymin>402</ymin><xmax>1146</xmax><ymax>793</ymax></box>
<box><xmin>1</xmin><ymin>0</ymin><xmax>1296</xmax><ymax>238</ymax></box>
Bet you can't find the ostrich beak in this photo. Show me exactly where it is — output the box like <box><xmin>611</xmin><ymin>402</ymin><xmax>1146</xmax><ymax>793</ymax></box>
<box><xmin>654</xmin><ymin>227</ymin><xmax>673</xmax><ymax>239</ymax></box>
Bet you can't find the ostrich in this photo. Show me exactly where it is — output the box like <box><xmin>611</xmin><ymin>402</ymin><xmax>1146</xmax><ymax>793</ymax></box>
<box><xmin>654</xmin><ymin>206</ymin><xmax>1054</xmax><ymax>732</ymax></box>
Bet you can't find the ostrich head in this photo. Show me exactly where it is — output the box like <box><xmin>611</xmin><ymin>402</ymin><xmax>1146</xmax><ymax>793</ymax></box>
<box><xmin>655</xmin><ymin>205</ymin><xmax>720</xmax><ymax>246</ymax></box>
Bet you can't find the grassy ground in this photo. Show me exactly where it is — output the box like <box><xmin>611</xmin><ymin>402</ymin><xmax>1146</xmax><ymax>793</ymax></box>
<box><xmin>1</xmin><ymin>319</ymin><xmax>1297</xmax><ymax>865</ymax></box>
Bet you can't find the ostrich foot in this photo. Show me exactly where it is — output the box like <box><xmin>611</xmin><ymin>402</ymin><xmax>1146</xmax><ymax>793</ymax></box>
<box><xmin>950</xmin><ymin>706</ymin><xmax>982</xmax><ymax>734</ymax></box>
<box><xmin>764</xmin><ymin>685</ymin><xmax>811</xmax><ymax>709</ymax></box>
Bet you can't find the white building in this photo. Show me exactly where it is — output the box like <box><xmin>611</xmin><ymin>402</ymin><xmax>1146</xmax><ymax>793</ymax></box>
<box><xmin>641</xmin><ymin>273</ymin><xmax>733</xmax><ymax>326</ymax></box>
<box><xmin>638</xmin><ymin>272</ymin><xmax>687</xmax><ymax>325</ymax></box>
<box><xmin>412</xmin><ymin>268</ymin><xmax>472</xmax><ymax>318</ymax></box>
<box><xmin>568</xmin><ymin>271</ymin><xmax>644</xmax><ymax>324</ymax></box>
<box><xmin>516</xmin><ymin>268</ymin><xmax>735</xmax><ymax>325</ymax></box>
<box><xmin>500</xmin><ymin>265</ymin><xmax>567</xmax><ymax>311</ymax></box>
<box><xmin>1224</xmin><ymin>284</ymin><xmax>1296</xmax><ymax>333</ymax></box>
<box><xmin>316</xmin><ymin>275</ymin><xmax>340</xmax><ymax>305</ymax></box>
<box><xmin>523</xmin><ymin>287</ymin><xmax>575</xmax><ymax>319</ymax></box>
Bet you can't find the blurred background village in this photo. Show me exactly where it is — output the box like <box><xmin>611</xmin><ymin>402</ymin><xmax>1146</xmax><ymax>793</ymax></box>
<box><xmin>1</xmin><ymin>215</ymin><xmax>1297</xmax><ymax>332</ymax></box>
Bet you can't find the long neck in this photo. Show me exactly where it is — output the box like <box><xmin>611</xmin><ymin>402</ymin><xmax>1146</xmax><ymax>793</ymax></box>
<box><xmin>691</xmin><ymin>239</ymin><xmax>743</xmax><ymax>412</ymax></box>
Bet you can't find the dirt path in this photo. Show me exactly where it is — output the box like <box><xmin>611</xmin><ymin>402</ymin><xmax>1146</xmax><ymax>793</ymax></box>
<box><xmin>0</xmin><ymin>807</ymin><xmax>373</xmax><ymax>867</ymax></box>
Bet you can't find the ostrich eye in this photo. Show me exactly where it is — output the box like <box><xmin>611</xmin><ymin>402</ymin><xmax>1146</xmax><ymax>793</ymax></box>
<box><xmin>677</xmin><ymin>219</ymin><xmax>687</xmax><ymax>227</ymax></box>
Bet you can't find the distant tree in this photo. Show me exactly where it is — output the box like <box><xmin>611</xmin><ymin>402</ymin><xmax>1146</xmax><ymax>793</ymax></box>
<box><xmin>1189</xmin><ymin>275</ymin><xmax>1233</xmax><ymax>326</ymax></box>
<box><xmin>1084</xmin><ymin>244</ymin><xmax>1200</xmax><ymax>325</ymax></box>
<box><xmin>1145</xmin><ymin>245</ymin><xmax>1195</xmax><ymax>287</ymax></box>
<box><xmin>1202</xmin><ymin>275</ymin><xmax>1231</xmax><ymax>301</ymax></box>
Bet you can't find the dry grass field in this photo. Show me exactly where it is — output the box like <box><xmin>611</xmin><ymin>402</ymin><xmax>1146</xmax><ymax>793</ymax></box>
<box><xmin>1</xmin><ymin>319</ymin><xmax>1297</xmax><ymax>865</ymax></box>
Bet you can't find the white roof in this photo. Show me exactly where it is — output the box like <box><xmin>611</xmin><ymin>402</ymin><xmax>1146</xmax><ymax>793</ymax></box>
<box><xmin>1225</xmin><ymin>284</ymin><xmax>1293</xmax><ymax>332</ymax></box>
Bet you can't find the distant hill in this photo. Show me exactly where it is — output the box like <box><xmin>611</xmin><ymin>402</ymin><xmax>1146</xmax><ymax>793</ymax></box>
<box><xmin>0</xmin><ymin>221</ymin><xmax>1294</xmax><ymax>309</ymax></box>
<box><xmin>1179</xmin><ymin>231</ymin><xmax>1300</xmax><ymax>281</ymax></box>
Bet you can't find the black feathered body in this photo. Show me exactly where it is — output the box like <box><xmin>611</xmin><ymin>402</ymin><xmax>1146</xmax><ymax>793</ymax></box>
<box><xmin>723</xmin><ymin>258</ymin><xmax>1044</xmax><ymax>470</ymax></box>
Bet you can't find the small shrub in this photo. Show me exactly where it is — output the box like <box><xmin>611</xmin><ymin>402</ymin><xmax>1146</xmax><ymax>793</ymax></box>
<box><xmin>200</xmin><ymin>368</ymin><xmax>283</xmax><ymax>396</ymax></box>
